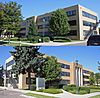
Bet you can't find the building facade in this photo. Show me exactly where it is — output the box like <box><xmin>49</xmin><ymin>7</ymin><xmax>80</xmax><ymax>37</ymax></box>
<box><xmin>20</xmin><ymin>5</ymin><xmax>99</xmax><ymax>40</ymax></box>
<box><xmin>4</xmin><ymin>56</ymin><xmax>93</xmax><ymax>89</ymax></box>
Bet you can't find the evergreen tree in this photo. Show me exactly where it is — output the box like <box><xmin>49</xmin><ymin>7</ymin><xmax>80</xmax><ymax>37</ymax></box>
<box><xmin>10</xmin><ymin>46</ymin><xmax>44</xmax><ymax>90</ymax></box>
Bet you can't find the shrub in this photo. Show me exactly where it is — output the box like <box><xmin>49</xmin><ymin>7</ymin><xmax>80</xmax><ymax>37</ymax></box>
<box><xmin>63</xmin><ymin>85</ymin><xmax>90</xmax><ymax>94</ymax></box>
<box><xmin>79</xmin><ymin>87</ymin><xmax>90</xmax><ymax>94</ymax></box>
<box><xmin>29</xmin><ymin>36</ymin><xmax>41</xmax><ymax>43</ymax></box>
<box><xmin>53</xmin><ymin>36</ymin><xmax>71</xmax><ymax>42</ymax></box>
<box><xmin>30</xmin><ymin>84</ymin><xmax>36</xmax><ymax>91</ymax></box>
<box><xmin>43</xmin><ymin>37</ymin><xmax>50</xmax><ymax>42</ymax></box>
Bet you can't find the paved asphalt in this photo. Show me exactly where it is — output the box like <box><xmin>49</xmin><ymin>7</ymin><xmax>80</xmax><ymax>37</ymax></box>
<box><xmin>0</xmin><ymin>89</ymin><xmax>25</xmax><ymax>98</ymax></box>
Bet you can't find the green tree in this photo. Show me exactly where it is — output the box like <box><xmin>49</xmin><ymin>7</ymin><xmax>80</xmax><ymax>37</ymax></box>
<box><xmin>28</xmin><ymin>19</ymin><xmax>38</xmax><ymax>42</ymax></box>
<box><xmin>43</xmin><ymin>56</ymin><xmax>61</xmax><ymax>87</ymax></box>
<box><xmin>0</xmin><ymin>1</ymin><xmax>22</xmax><ymax>37</ymax></box>
<box><xmin>89</xmin><ymin>72</ymin><xmax>95</xmax><ymax>85</ymax></box>
<box><xmin>10</xmin><ymin>46</ymin><xmax>44</xmax><ymax>90</ymax></box>
<box><xmin>49</xmin><ymin>9</ymin><xmax>70</xmax><ymax>36</ymax></box>
<box><xmin>95</xmin><ymin>73</ymin><xmax>100</xmax><ymax>86</ymax></box>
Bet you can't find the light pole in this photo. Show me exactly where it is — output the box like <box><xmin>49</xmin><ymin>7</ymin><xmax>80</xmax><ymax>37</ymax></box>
<box><xmin>98</xmin><ymin>61</ymin><xmax>100</xmax><ymax>72</ymax></box>
<box><xmin>42</xmin><ymin>18</ymin><xmax>46</xmax><ymax>43</ymax></box>
<box><xmin>75</xmin><ymin>60</ymin><xmax>79</xmax><ymax>94</ymax></box>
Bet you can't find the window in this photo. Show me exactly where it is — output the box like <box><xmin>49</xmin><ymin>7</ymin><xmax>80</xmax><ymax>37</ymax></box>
<box><xmin>68</xmin><ymin>20</ymin><xmax>77</xmax><ymax>26</ymax></box>
<box><xmin>66</xmin><ymin>10</ymin><xmax>76</xmax><ymax>16</ymax></box>
<box><xmin>83</xmin><ymin>75</ymin><xmax>89</xmax><ymax>79</ymax></box>
<box><xmin>26</xmin><ymin>78</ymin><xmax>35</xmax><ymax>84</ymax></box>
<box><xmin>38</xmin><ymin>25</ymin><xmax>43</xmax><ymax>29</ymax></box>
<box><xmin>6</xmin><ymin>60</ymin><xmax>15</xmax><ymax>67</ymax></box>
<box><xmin>83</xmin><ymin>70</ymin><xmax>90</xmax><ymax>74</ymax></box>
<box><xmin>67</xmin><ymin>30</ymin><xmax>77</xmax><ymax>36</ymax></box>
<box><xmin>61</xmin><ymin>64</ymin><xmax>70</xmax><ymax>69</ymax></box>
<box><xmin>39</xmin><ymin>16</ymin><xmax>51</xmax><ymax>22</ymax></box>
<box><xmin>83</xmin><ymin>21</ymin><xmax>95</xmax><ymax>27</ymax></box>
<box><xmin>83</xmin><ymin>30</ymin><xmax>89</xmax><ymax>36</ymax></box>
<box><xmin>82</xmin><ymin>11</ymin><xmax>97</xmax><ymax>20</ymax></box>
<box><xmin>60</xmin><ymin>72</ymin><xmax>70</xmax><ymax>76</ymax></box>
<box><xmin>60</xmin><ymin>80</ymin><xmax>70</xmax><ymax>84</ymax></box>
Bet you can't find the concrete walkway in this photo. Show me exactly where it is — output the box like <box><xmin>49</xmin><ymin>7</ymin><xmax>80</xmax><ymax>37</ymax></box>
<box><xmin>1</xmin><ymin>40</ymin><xmax>86</xmax><ymax>46</ymax></box>
<box><xmin>0</xmin><ymin>87</ymin><xmax>100</xmax><ymax>98</ymax></box>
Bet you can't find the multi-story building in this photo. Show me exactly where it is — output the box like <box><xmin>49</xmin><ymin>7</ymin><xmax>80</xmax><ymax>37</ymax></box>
<box><xmin>20</xmin><ymin>4</ymin><xmax>99</xmax><ymax>40</ymax></box>
<box><xmin>4</xmin><ymin>56</ymin><xmax>93</xmax><ymax>89</ymax></box>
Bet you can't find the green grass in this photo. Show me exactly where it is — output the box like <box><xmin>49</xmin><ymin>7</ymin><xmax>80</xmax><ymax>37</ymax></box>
<box><xmin>25</xmin><ymin>93</ymin><xmax>56</xmax><ymax>98</ymax></box>
<box><xmin>90</xmin><ymin>89</ymin><xmax>100</xmax><ymax>93</ymax></box>
<box><xmin>89</xmin><ymin>95</ymin><xmax>100</xmax><ymax>98</ymax></box>
<box><xmin>37</xmin><ymin>88</ymin><xmax>63</xmax><ymax>94</ymax></box>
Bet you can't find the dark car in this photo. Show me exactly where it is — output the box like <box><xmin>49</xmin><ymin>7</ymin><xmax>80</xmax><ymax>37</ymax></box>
<box><xmin>87</xmin><ymin>35</ymin><xmax>100</xmax><ymax>46</ymax></box>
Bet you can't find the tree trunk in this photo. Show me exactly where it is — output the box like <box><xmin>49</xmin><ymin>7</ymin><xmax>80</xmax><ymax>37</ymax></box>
<box><xmin>28</xmin><ymin>71</ymin><xmax>31</xmax><ymax>90</ymax></box>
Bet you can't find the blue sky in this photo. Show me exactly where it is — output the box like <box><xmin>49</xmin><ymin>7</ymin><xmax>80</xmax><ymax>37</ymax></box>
<box><xmin>0</xmin><ymin>46</ymin><xmax>100</xmax><ymax>73</ymax></box>
<box><xmin>0</xmin><ymin>0</ymin><xmax>100</xmax><ymax>20</ymax></box>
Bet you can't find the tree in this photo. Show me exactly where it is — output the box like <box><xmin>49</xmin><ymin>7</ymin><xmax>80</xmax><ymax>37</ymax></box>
<box><xmin>10</xmin><ymin>46</ymin><xmax>44</xmax><ymax>90</ymax></box>
<box><xmin>49</xmin><ymin>9</ymin><xmax>70</xmax><ymax>36</ymax></box>
<box><xmin>28</xmin><ymin>19</ymin><xmax>38</xmax><ymax>42</ymax></box>
<box><xmin>95</xmin><ymin>73</ymin><xmax>100</xmax><ymax>86</ymax></box>
<box><xmin>89</xmin><ymin>72</ymin><xmax>95</xmax><ymax>85</ymax></box>
<box><xmin>43</xmin><ymin>56</ymin><xmax>61</xmax><ymax>87</ymax></box>
<box><xmin>0</xmin><ymin>1</ymin><xmax>22</xmax><ymax>37</ymax></box>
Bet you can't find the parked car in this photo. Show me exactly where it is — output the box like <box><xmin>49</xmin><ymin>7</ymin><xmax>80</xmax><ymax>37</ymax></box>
<box><xmin>87</xmin><ymin>35</ymin><xmax>100</xmax><ymax>46</ymax></box>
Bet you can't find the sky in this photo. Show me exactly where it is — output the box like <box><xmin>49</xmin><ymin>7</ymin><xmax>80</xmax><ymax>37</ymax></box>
<box><xmin>0</xmin><ymin>0</ymin><xmax>100</xmax><ymax>20</ymax></box>
<box><xmin>0</xmin><ymin>46</ymin><xmax>100</xmax><ymax>73</ymax></box>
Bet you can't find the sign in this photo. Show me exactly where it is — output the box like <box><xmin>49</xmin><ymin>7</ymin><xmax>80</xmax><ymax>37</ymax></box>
<box><xmin>36</xmin><ymin>78</ymin><xmax>45</xmax><ymax>90</ymax></box>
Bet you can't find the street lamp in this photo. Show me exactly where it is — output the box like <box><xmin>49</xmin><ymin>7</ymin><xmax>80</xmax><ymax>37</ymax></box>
<box><xmin>75</xmin><ymin>60</ymin><xmax>79</xmax><ymax>94</ymax></box>
<box><xmin>37</xmin><ymin>67</ymin><xmax>40</xmax><ymax>78</ymax></box>
<box><xmin>42</xmin><ymin>18</ymin><xmax>46</xmax><ymax>43</ymax></box>
<box><xmin>98</xmin><ymin>61</ymin><xmax>100</xmax><ymax>72</ymax></box>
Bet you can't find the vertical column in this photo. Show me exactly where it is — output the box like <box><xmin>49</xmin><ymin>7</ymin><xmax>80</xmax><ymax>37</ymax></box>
<box><xmin>78</xmin><ymin>68</ymin><xmax>81</xmax><ymax>86</ymax></box>
<box><xmin>81</xmin><ymin>69</ymin><xmax>83</xmax><ymax>86</ymax></box>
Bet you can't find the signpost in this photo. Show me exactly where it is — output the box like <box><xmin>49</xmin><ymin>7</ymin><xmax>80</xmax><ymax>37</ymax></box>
<box><xmin>36</xmin><ymin>78</ymin><xmax>45</xmax><ymax>90</ymax></box>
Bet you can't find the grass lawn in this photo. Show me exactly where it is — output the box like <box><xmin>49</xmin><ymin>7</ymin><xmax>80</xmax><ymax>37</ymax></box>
<box><xmin>90</xmin><ymin>89</ymin><xmax>100</xmax><ymax>93</ymax></box>
<box><xmin>25</xmin><ymin>93</ymin><xmax>56</xmax><ymax>98</ymax></box>
<box><xmin>37</xmin><ymin>88</ymin><xmax>63</xmax><ymax>94</ymax></box>
<box><xmin>90</xmin><ymin>95</ymin><xmax>100</xmax><ymax>98</ymax></box>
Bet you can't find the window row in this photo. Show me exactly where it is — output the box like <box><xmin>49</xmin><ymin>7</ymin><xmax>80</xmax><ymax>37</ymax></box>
<box><xmin>61</xmin><ymin>63</ymin><xmax>70</xmax><ymax>69</ymax></box>
<box><xmin>83</xmin><ymin>75</ymin><xmax>89</xmax><ymax>79</ymax></box>
<box><xmin>82</xmin><ymin>11</ymin><xmax>97</xmax><ymax>20</ymax></box>
<box><xmin>38</xmin><ymin>16</ymin><xmax>51</xmax><ymax>22</ymax></box>
<box><xmin>83</xmin><ymin>70</ymin><xmax>90</xmax><ymax>74</ymax></box>
<box><xmin>66</xmin><ymin>10</ymin><xmax>76</xmax><ymax>17</ymax></box>
<box><xmin>68</xmin><ymin>20</ymin><xmax>77</xmax><ymax>26</ymax></box>
<box><xmin>60</xmin><ymin>72</ymin><xmax>70</xmax><ymax>76</ymax></box>
<box><xmin>67</xmin><ymin>30</ymin><xmax>77</xmax><ymax>36</ymax></box>
<box><xmin>83</xmin><ymin>21</ymin><xmax>95</xmax><ymax>27</ymax></box>
<box><xmin>6</xmin><ymin>60</ymin><xmax>15</xmax><ymax>67</ymax></box>
<box><xmin>38</xmin><ymin>24</ymin><xmax>49</xmax><ymax>29</ymax></box>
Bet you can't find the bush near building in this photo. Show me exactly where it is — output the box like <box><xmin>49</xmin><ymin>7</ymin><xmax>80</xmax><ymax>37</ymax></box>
<box><xmin>63</xmin><ymin>85</ymin><xmax>90</xmax><ymax>94</ymax></box>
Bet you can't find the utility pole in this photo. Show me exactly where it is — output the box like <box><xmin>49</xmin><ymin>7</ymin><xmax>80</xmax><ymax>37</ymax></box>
<box><xmin>98</xmin><ymin>61</ymin><xmax>100</xmax><ymax>72</ymax></box>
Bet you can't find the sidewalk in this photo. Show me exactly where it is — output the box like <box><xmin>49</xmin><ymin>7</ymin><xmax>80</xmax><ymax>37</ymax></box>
<box><xmin>0</xmin><ymin>86</ymin><xmax>100</xmax><ymax>98</ymax></box>
<box><xmin>1</xmin><ymin>40</ymin><xmax>86</xmax><ymax>46</ymax></box>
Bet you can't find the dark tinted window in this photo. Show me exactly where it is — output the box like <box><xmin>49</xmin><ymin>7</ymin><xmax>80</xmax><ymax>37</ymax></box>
<box><xmin>66</xmin><ymin>10</ymin><xmax>76</xmax><ymax>16</ymax></box>
<box><xmin>67</xmin><ymin>30</ymin><xmax>77</xmax><ymax>36</ymax></box>
<box><xmin>60</xmin><ymin>72</ymin><xmax>70</xmax><ymax>76</ymax></box>
<box><xmin>61</xmin><ymin>63</ymin><xmax>70</xmax><ymax>69</ymax></box>
<box><xmin>82</xmin><ymin>11</ymin><xmax>97</xmax><ymax>20</ymax></box>
<box><xmin>68</xmin><ymin>20</ymin><xmax>77</xmax><ymax>26</ymax></box>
